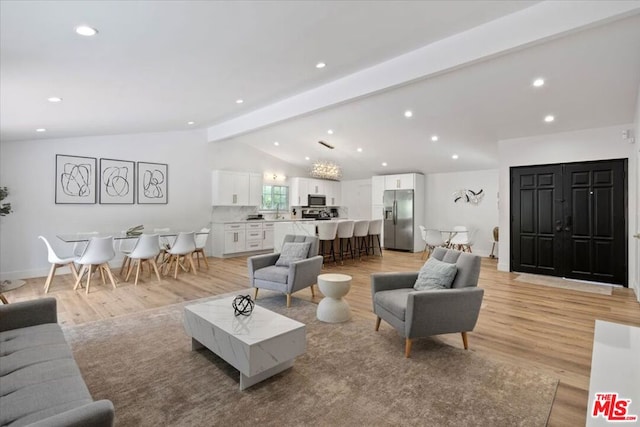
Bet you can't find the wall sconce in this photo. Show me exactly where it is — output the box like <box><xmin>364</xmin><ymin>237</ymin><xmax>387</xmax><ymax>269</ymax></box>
<box><xmin>264</xmin><ymin>173</ymin><xmax>286</xmax><ymax>182</ymax></box>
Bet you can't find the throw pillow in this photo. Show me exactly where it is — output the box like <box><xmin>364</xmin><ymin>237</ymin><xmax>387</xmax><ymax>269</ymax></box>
<box><xmin>413</xmin><ymin>257</ymin><xmax>458</xmax><ymax>291</ymax></box>
<box><xmin>275</xmin><ymin>242</ymin><xmax>312</xmax><ymax>267</ymax></box>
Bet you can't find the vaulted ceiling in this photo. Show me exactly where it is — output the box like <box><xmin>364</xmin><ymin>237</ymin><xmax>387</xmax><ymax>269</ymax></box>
<box><xmin>2</xmin><ymin>1</ymin><xmax>639</xmax><ymax>179</ymax></box>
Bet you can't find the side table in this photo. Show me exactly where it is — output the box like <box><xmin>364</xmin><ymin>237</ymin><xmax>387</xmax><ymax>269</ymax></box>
<box><xmin>316</xmin><ymin>273</ymin><xmax>352</xmax><ymax>323</ymax></box>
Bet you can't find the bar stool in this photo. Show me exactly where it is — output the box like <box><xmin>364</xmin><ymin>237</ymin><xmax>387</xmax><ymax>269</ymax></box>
<box><xmin>367</xmin><ymin>219</ymin><xmax>383</xmax><ymax>256</ymax></box>
<box><xmin>336</xmin><ymin>220</ymin><xmax>355</xmax><ymax>264</ymax></box>
<box><xmin>317</xmin><ymin>221</ymin><xmax>339</xmax><ymax>265</ymax></box>
<box><xmin>352</xmin><ymin>220</ymin><xmax>370</xmax><ymax>260</ymax></box>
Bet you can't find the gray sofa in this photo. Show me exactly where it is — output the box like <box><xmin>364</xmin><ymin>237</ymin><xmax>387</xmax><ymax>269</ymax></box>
<box><xmin>0</xmin><ymin>298</ymin><xmax>114</xmax><ymax>427</ymax></box>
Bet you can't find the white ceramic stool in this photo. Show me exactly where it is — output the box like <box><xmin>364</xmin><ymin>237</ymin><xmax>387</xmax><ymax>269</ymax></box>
<box><xmin>316</xmin><ymin>273</ymin><xmax>352</xmax><ymax>323</ymax></box>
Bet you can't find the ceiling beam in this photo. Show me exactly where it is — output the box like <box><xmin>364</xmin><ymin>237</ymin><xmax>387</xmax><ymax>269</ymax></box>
<box><xmin>207</xmin><ymin>1</ymin><xmax>640</xmax><ymax>143</ymax></box>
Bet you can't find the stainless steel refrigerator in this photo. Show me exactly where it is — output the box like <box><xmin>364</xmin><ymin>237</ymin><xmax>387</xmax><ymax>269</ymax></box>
<box><xmin>383</xmin><ymin>189</ymin><xmax>414</xmax><ymax>251</ymax></box>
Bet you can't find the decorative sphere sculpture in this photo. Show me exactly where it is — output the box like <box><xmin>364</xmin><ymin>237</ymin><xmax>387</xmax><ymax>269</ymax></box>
<box><xmin>232</xmin><ymin>295</ymin><xmax>255</xmax><ymax>316</ymax></box>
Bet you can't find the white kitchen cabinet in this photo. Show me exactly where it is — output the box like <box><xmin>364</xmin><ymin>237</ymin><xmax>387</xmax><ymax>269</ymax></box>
<box><xmin>384</xmin><ymin>174</ymin><xmax>415</xmax><ymax>190</ymax></box>
<box><xmin>212</xmin><ymin>170</ymin><xmax>263</xmax><ymax>206</ymax></box>
<box><xmin>371</xmin><ymin>176</ymin><xmax>385</xmax><ymax>205</ymax></box>
<box><xmin>326</xmin><ymin>181</ymin><xmax>341</xmax><ymax>206</ymax></box>
<box><xmin>249</xmin><ymin>173</ymin><xmax>263</xmax><ymax>207</ymax></box>
<box><xmin>223</xmin><ymin>229</ymin><xmax>246</xmax><ymax>254</ymax></box>
<box><xmin>309</xmin><ymin>179</ymin><xmax>325</xmax><ymax>195</ymax></box>
<box><xmin>289</xmin><ymin>177</ymin><xmax>309</xmax><ymax>206</ymax></box>
<box><xmin>263</xmin><ymin>222</ymin><xmax>275</xmax><ymax>249</ymax></box>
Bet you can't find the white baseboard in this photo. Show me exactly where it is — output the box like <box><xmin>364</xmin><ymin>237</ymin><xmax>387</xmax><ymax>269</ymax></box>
<box><xmin>0</xmin><ymin>258</ymin><xmax>126</xmax><ymax>281</ymax></box>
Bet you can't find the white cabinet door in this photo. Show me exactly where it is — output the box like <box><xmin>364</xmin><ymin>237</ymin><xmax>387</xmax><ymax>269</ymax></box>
<box><xmin>212</xmin><ymin>171</ymin><xmax>250</xmax><ymax>205</ymax></box>
<box><xmin>327</xmin><ymin>181</ymin><xmax>341</xmax><ymax>206</ymax></box>
<box><xmin>263</xmin><ymin>222</ymin><xmax>275</xmax><ymax>249</ymax></box>
<box><xmin>384</xmin><ymin>174</ymin><xmax>414</xmax><ymax>190</ymax></box>
<box><xmin>310</xmin><ymin>179</ymin><xmax>325</xmax><ymax>195</ymax></box>
<box><xmin>290</xmin><ymin>177</ymin><xmax>310</xmax><ymax>206</ymax></box>
<box><xmin>224</xmin><ymin>230</ymin><xmax>246</xmax><ymax>253</ymax></box>
<box><xmin>249</xmin><ymin>173</ymin><xmax>263</xmax><ymax>207</ymax></box>
<box><xmin>371</xmin><ymin>176</ymin><xmax>385</xmax><ymax>205</ymax></box>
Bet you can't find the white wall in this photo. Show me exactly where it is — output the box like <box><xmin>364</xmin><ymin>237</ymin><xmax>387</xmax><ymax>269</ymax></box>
<box><xmin>497</xmin><ymin>124</ymin><xmax>638</xmax><ymax>291</ymax></box>
<box><xmin>341</xmin><ymin>179</ymin><xmax>372</xmax><ymax>220</ymax></box>
<box><xmin>0</xmin><ymin>129</ymin><xmax>212</xmax><ymax>280</ymax></box>
<box><xmin>424</xmin><ymin>170</ymin><xmax>499</xmax><ymax>257</ymax></box>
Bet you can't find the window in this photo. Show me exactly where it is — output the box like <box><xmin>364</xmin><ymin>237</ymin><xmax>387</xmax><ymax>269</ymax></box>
<box><xmin>261</xmin><ymin>185</ymin><xmax>288</xmax><ymax>211</ymax></box>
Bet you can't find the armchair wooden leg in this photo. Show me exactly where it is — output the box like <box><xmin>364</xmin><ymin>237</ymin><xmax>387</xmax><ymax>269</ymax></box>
<box><xmin>405</xmin><ymin>338</ymin><xmax>412</xmax><ymax>358</ymax></box>
<box><xmin>310</xmin><ymin>284</ymin><xmax>315</xmax><ymax>297</ymax></box>
<box><xmin>286</xmin><ymin>293</ymin><xmax>291</xmax><ymax>308</ymax></box>
<box><xmin>461</xmin><ymin>332</ymin><xmax>469</xmax><ymax>350</ymax></box>
<box><xmin>253</xmin><ymin>288</ymin><xmax>259</xmax><ymax>300</ymax></box>
<box><xmin>375</xmin><ymin>316</ymin><xmax>381</xmax><ymax>331</ymax></box>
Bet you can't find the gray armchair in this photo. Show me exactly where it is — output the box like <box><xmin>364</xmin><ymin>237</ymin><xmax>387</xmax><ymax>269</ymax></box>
<box><xmin>248</xmin><ymin>235</ymin><xmax>323</xmax><ymax>307</ymax></box>
<box><xmin>371</xmin><ymin>247</ymin><xmax>484</xmax><ymax>357</ymax></box>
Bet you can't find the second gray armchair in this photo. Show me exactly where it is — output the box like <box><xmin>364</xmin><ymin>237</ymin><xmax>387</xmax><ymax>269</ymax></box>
<box><xmin>248</xmin><ymin>235</ymin><xmax>323</xmax><ymax>307</ymax></box>
<box><xmin>371</xmin><ymin>247</ymin><xmax>484</xmax><ymax>357</ymax></box>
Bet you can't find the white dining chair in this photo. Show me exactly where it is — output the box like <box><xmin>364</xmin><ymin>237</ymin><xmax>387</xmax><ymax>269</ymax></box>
<box><xmin>125</xmin><ymin>234</ymin><xmax>162</xmax><ymax>286</ymax></box>
<box><xmin>154</xmin><ymin>227</ymin><xmax>171</xmax><ymax>265</ymax></box>
<box><xmin>118</xmin><ymin>232</ymin><xmax>139</xmax><ymax>277</ymax></box>
<box><xmin>165</xmin><ymin>232</ymin><xmax>197</xmax><ymax>279</ymax></box>
<box><xmin>193</xmin><ymin>227</ymin><xmax>211</xmax><ymax>269</ymax></box>
<box><xmin>419</xmin><ymin>225</ymin><xmax>429</xmax><ymax>259</ymax></box>
<box><xmin>73</xmin><ymin>236</ymin><xmax>117</xmax><ymax>294</ymax></box>
<box><xmin>38</xmin><ymin>236</ymin><xmax>79</xmax><ymax>293</ymax></box>
<box><xmin>449</xmin><ymin>225</ymin><xmax>473</xmax><ymax>252</ymax></box>
<box><xmin>72</xmin><ymin>231</ymin><xmax>99</xmax><ymax>257</ymax></box>
<box><xmin>424</xmin><ymin>229</ymin><xmax>446</xmax><ymax>259</ymax></box>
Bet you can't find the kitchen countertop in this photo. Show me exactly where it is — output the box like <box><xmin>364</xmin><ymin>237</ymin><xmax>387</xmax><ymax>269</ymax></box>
<box><xmin>211</xmin><ymin>218</ymin><xmax>334</xmax><ymax>224</ymax></box>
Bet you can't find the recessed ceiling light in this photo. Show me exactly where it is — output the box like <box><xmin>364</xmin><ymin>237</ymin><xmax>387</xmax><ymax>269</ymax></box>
<box><xmin>327</xmin><ymin>129</ymin><xmax>334</xmax><ymax>135</ymax></box>
<box><xmin>75</xmin><ymin>25</ymin><xmax>98</xmax><ymax>36</ymax></box>
<box><xmin>452</xmin><ymin>154</ymin><xmax>459</xmax><ymax>160</ymax></box>
<box><xmin>404</xmin><ymin>110</ymin><xmax>413</xmax><ymax>118</ymax></box>
<box><xmin>274</xmin><ymin>141</ymin><xmax>279</xmax><ymax>146</ymax></box>
<box><xmin>382</xmin><ymin>162</ymin><xmax>387</xmax><ymax>167</ymax></box>
<box><xmin>236</xmin><ymin>99</ymin><xmax>244</xmax><ymax>104</ymax></box>
<box><xmin>316</xmin><ymin>62</ymin><xmax>326</xmax><ymax>69</ymax></box>
<box><xmin>47</xmin><ymin>97</ymin><xmax>62</xmax><ymax>103</ymax></box>
<box><xmin>36</xmin><ymin>128</ymin><xmax>46</xmax><ymax>132</ymax></box>
<box><xmin>544</xmin><ymin>115</ymin><xmax>555</xmax><ymax>123</ymax></box>
<box><xmin>431</xmin><ymin>135</ymin><xmax>439</xmax><ymax>142</ymax></box>
<box><xmin>305</xmin><ymin>156</ymin><xmax>310</xmax><ymax>161</ymax></box>
<box><xmin>357</xmin><ymin>148</ymin><xmax>363</xmax><ymax>153</ymax></box>
<box><xmin>187</xmin><ymin>121</ymin><xmax>195</xmax><ymax>125</ymax></box>
<box><xmin>533</xmin><ymin>78</ymin><xmax>545</xmax><ymax>87</ymax></box>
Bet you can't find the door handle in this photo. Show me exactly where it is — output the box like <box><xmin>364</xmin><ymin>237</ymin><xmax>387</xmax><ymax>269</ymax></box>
<box><xmin>555</xmin><ymin>220</ymin><xmax>563</xmax><ymax>232</ymax></box>
<box><xmin>393</xmin><ymin>200</ymin><xmax>397</xmax><ymax>225</ymax></box>
<box><xmin>564</xmin><ymin>216</ymin><xmax>572</xmax><ymax>232</ymax></box>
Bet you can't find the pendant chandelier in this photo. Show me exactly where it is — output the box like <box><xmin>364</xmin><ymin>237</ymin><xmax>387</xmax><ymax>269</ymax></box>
<box><xmin>310</xmin><ymin>160</ymin><xmax>342</xmax><ymax>181</ymax></box>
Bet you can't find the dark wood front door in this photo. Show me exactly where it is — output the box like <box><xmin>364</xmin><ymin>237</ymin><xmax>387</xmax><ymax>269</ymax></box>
<box><xmin>510</xmin><ymin>159</ymin><xmax>627</xmax><ymax>286</ymax></box>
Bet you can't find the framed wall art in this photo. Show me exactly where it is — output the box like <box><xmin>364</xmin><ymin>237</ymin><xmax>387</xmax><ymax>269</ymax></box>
<box><xmin>137</xmin><ymin>161</ymin><xmax>168</xmax><ymax>204</ymax></box>
<box><xmin>55</xmin><ymin>154</ymin><xmax>97</xmax><ymax>204</ymax></box>
<box><xmin>99</xmin><ymin>158</ymin><xmax>135</xmax><ymax>204</ymax></box>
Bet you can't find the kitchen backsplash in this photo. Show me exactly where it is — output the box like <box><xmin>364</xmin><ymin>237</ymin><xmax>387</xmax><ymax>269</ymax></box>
<box><xmin>211</xmin><ymin>206</ymin><xmax>350</xmax><ymax>222</ymax></box>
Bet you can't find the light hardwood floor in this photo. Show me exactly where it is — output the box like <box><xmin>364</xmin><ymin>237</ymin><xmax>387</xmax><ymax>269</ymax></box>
<box><xmin>5</xmin><ymin>250</ymin><xmax>640</xmax><ymax>426</ymax></box>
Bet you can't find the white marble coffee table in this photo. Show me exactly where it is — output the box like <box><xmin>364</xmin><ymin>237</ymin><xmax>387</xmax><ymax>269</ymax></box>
<box><xmin>183</xmin><ymin>296</ymin><xmax>306</xmax><ymax>390</ymax></box>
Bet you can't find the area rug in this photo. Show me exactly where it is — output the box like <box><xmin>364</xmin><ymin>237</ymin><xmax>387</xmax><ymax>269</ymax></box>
<box><xmin>63</xmin><ymin>292</ymin><xmax>557</xmax><ymax>426</ymax></box>
<box><xmin>515</xmin><ymin>273</ymin><xmax>613</xmax><ymax>295</ymax></box>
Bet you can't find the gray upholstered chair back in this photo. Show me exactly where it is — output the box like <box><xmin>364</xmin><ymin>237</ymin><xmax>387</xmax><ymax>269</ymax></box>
<box><xmin>282</xmin><ymin>234</ymin><xmax>319</xmax><ymax>257</ymax></box>
<box><xmin>430</xmin><ymin>247</ymin><xmax>481</xmax><ymax>289</ymax></box>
